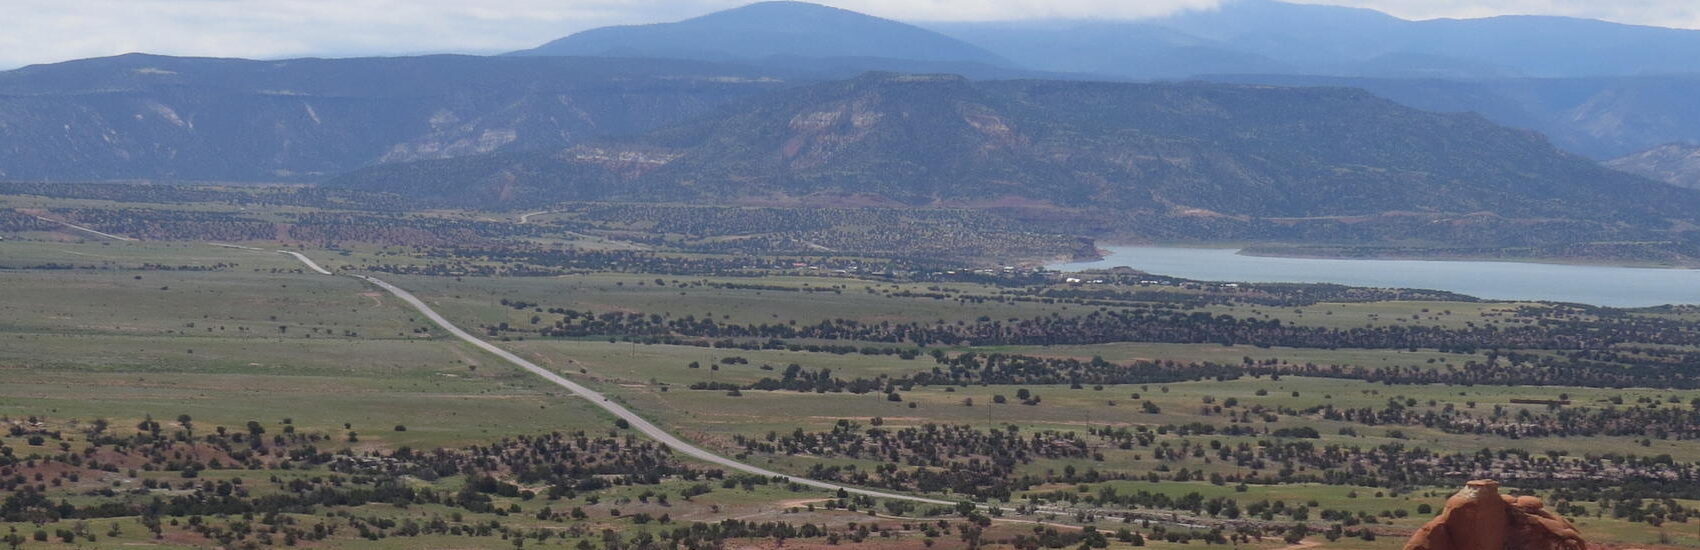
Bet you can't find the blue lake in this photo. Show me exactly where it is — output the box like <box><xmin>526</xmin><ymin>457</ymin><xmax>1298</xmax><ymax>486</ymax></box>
<box><xmin>1048</xmin><ymin>246</ymin><xmax>1700</xmax><ymax>307</ymax></box>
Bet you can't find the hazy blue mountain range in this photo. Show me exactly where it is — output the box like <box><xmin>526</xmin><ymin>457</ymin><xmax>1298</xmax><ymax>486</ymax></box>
<box><xmin>4</xmin><ymin>0</ymin><xmax>1700</xmax><ymax>183</ymax></box>
<box><xmin>927</xmin><ymin>0</ymin><xmax>1700</xmax><ymax>79</ymax></box>
<box><xmin>331</xmin><ymin>72</ymin><xmax>1694</xmax><ymax>229</ymax></box>
<box><xmin>508</xmin><ymin>1</ymin><xmax>1008</xmax><ymax>67</ymax></box>
<box><xmin>921</xmin><ymin>2</ymin><xmax>1700</xmax><ymax>160</ymax></box>
<box><xmin>498</xmin><ymin>0</ymin><xmax>1700</xmax><ymax>160</ymax></box>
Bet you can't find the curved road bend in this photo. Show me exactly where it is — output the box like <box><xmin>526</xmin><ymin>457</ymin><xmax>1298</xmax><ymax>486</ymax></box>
<box><xmin>281</xmin><ymin>251</ymin><xmax>333</xmax><ymax>275</ymax></box>
<box><xmin>276</xmin><ymin>250</ymin><xmax>955</xmax><ymax>507</ymax></box>
<box><xmin>517</xmin><ymin>210</ymin><xmax>554</xmax><ymax>224</ymax></box>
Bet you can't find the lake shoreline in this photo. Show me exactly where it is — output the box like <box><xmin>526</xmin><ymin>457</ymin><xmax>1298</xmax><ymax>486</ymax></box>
<box><xmin>1050</xmin><ymin>245</ymin><xmax>1700</xmax><ymax>307</ymax></box>
<box><xmin>1234</xmin><ymin>245</ymin><xmax>1700</xmax><ymax>270</ymax></box>
<box><xmin>1062</xmin><ymin>241</ymin><xmax>1700</xmax><ymax>270</ymax></box>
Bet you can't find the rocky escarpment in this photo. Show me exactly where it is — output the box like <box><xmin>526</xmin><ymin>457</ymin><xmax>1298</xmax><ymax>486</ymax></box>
<box><xmin>0</xmin><ymin>54</ymin><xmax>787</xmax><ymax>181</ymax></box>
<box><xmin>1404</xmin><ymin>480</ymin><xmax>1586</xmax><ymax>550</ymax></box>
<box><xmin>1608</xmin><ymin>143</ymin><xmax>1700</xmax><ymax>190</ymax></box>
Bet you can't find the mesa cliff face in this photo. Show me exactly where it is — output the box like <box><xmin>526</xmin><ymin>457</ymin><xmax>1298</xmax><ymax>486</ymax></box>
<box><xmin>1405</xmin><ymin>481</ymin><xmax>1586</xmax><ymax>550</ymax></box>
<box><xmin>0</xmin><ymin>54</ymin><xmax>788</xmax><ymax>181</ymax></box>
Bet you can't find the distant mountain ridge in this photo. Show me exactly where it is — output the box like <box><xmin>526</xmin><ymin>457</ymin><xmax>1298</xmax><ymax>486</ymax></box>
<box><xmin>509</xmin><ymin>1</ymin><xmax>1008</xmax><ymax>66</ymax></box>
<box><xmin>5</xmin><ymin>0</ymin><xmax>1700</xmax><ymax>183</ymax></box>
<box><xmin>925</xmin><ymin>0</ymin><xmax>1700</xmax><ymax>79</ymax></box>
<box><xmin>496</xmin><ymin>0</ymin><xmax>1700</xmax><ymax>160</ymax></box>
<box><xmin>502</xmin><ymin>0</ymin><xmax>1700</xmax><ymax>80</ymax></box>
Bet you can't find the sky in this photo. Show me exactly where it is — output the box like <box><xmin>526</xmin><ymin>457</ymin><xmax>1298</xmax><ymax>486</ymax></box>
<box><xmin>4</xmin><ymin>0</ymin><xmax>1698</xmax><ymax>69</ymax></box>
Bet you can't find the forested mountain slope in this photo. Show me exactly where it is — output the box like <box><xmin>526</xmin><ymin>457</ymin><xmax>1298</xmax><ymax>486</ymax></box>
<box><xmin>333</xmin><ymin>73</ymin><xmax>1696</xmax><ymax>228</ymax></box>
<box><xmin>0</xmin><ymin>54</ymin><xmax>791</xmax><ymax>181</ymax></box>
<box><xmin>1201</xmin><ymin>74</ymin><xmax>1700</xmax><ymax>160</ymax></box>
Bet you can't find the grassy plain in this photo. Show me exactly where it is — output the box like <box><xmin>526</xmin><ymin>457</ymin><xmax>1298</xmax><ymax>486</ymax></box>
<box><xmin>3</xmin><ymin>230</ymin><xmax>1697</xmax><ymax>549</ymax></box>
<box><xmin>0</xmin><ymin>242</ymin><xmax>613</xmax><ymax>449</ymax></box>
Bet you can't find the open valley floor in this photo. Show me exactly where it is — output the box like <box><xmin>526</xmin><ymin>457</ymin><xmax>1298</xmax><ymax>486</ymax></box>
<box><xmin>5</xmin><ymin>190</ymin><xmax>1700</xmax><ymax>549</ymax></box>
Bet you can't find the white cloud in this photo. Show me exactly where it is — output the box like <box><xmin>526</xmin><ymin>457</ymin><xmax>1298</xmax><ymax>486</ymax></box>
<box><xmin>1286</xmin><ymin>0</ymin><xmax>1700</xmax><ymax>27</ymax></box>
<box><xmin>2</xmin><ymin>0</ymin><xmax>1697</xmax><ymax>69</ymax></box>
<box><xmin>0</xmin><ymin>0</ymin><xmax>706</xmax><ymax>68</ymax></box>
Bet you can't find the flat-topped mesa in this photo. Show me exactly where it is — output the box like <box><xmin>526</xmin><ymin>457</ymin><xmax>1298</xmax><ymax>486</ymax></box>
<box><xmin>1404</xmin><ymin>480</ymin><xmax>1587</xmax><ymax>550</ymax></box>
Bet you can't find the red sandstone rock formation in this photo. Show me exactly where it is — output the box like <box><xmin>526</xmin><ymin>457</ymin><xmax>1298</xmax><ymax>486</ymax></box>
<box><xmin>1404</xmin><ymin>480</ymin><xmax>1587</xmax><ymax>550</ymax></box>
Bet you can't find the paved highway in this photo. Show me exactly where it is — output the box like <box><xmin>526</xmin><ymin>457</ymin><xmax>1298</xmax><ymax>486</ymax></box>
<box><xmin>516</xmin><ymin>210</ymin><xmax>554</xmax><ymax>224</ymax></box>
<box><xmin>277</xmin><ymin>250</ymin><xmax>958</xmax><ymax>507</ymax></box>
<box><xmin>267</xmin><ymin>250</ymin><xmax>1241</xmax><ymax>529</ymax></box>
<box><xmin>281</xmin><ymin>250</ymin><xmax>333</xmax><ymax>275</ymax></box>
